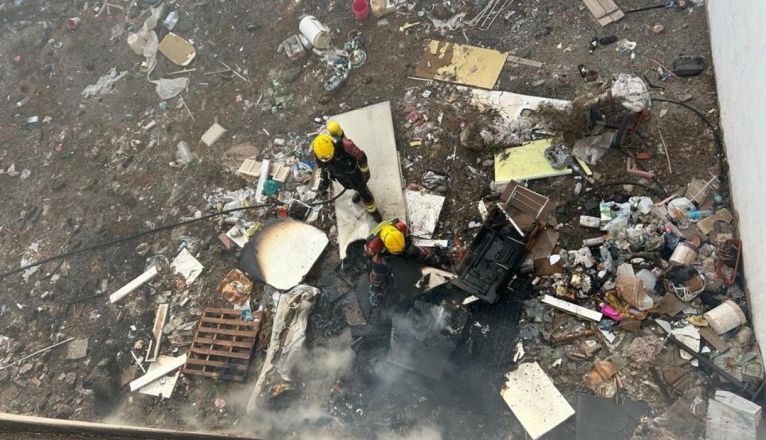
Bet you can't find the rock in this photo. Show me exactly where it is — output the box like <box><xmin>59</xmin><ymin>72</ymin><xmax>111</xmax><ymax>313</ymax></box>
<box><xmin>460</xmin><ymin>122</ymin><xmax>485</xmax><ymax>152</ymax></box>
<box><xmin>282</xmin><ymin>66</ymin><xmax>304</xmax><ymax>84</ymax></box>
<box><xmin>19</xmin><ymin>363</ymin><xmax>33</xmax><ymax>375</ymax></box>
<box><xmin>97</xmin><ymin>358</ymin><xmax>110</xmax><ymax>368</ymax></box>
<box><xmin>28</xmin><ymin>378</ymin><xmax>41</xmax><ymax>388</ymax></box>
<box><xmin>53</xmin><ymin>403</ymin><xmax>73</xmax><ymax>419</ymax></box>
<box><xmin>653</xmin><ymin>24</ymin><xmax>665</xmax><ymax>34</ymax></box>
<box><xmin>65</xmin><ymin>372</ymin><xmax>77</xmax><ymax>385</ymax></box>
<box><xmin>679</xmin><ymin>94</ymin><xmax>694</xmax><ymax>102</ymax></box>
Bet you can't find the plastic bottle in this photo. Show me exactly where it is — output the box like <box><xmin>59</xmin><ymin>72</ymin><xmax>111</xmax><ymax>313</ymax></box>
<box><xmin>688</xmin><ymin>210</ymin><xmax>713</xmax><ymax>220</ymax></box>
<box><xmin>176</xmin><ymin>141</ymin><xmax>194</xmax><ymax>164</ymax></box>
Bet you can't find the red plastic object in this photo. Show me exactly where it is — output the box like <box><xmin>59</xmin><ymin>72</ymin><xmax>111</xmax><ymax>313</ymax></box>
<box><xmin>352</xmin><ymin>0</ymin><xmax>369</xmax><ymax>20</ymax></box>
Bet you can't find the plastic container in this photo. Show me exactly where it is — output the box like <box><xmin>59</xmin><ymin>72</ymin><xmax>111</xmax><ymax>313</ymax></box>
<box><xmin>163</xmin><ymin>11</ymin><xmax>178</xmax><ymax>31</ymax></box>
<box><xmin>352</xmin><ymin>0</ymin><xmax>370</xmax><ymax>20</ymax></box>
<box><xmin>299</xmin><ymin>16</ymin><xmax>332</xmax><ymax>50</ymax></box>
<box><xmin>580</xmin><ymin>215</ymin><xmax>601</xmax><ymax>229</ymax></box>
<box><xmin>176</xmin><ymin>141</ymin><xmax>194</xmax><ymax>164</ymax></box>
<box><xmin>669</xmin><ymin>241</ymin><xmax>698</xmax><ymax>266</ymax></box>
<box><xmin>704</xmin><ymin>300</ymin><xmax>747</xmax><ymax>335</ymax></box>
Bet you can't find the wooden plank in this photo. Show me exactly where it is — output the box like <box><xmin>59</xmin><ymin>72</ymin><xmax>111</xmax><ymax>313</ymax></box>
<box><xmin>200</xmin><ymin>316</ymin><xmax>261</xmax><ymax>327</ymax></box>
<box><xmin>194</xmin><ymin>327</ymin><xmax>258</xmax><ymax>338</ymax></box>
<box><xmin>181</xmin><ymin>368</ymin><xmax>223</xmax><ymax>378</ymax></box>
<box><xmin>583</xmin><ymin>0</ymin><xmax>608</xmax><ymax>18</ymax></box>
<box><xmin>189</xmin><ymin>347</ymin><xmax>251</xmax><ymax>360</ymax></box>
<box><xmin>109</xmin><ymin>266</ymin><xmax>159</xmax><ymax>303</ymax></box>
<box><xmin>205</xmin><ymin>307</ymin><xmax>252</xmax><ymax>316</ymax></box>
<box><xmin>129</xmin><ymin>354</ymin><xmax>187</xmax><ymax>392</ymax></box>
<box><xmin>184</xmin><ymin>357</ymin><xmax>248</xmax><ymax>370</ymax></box>
<box><xmin>542</xmin><ymin>295</ymin><xmax>603</xmax><ymax>322</ymax></box>
<box><xmin>506</xmin><ymin>55</ymin><xmax>543</xmax><ymax>68</ymax></box>
<box><xmin>191</xmin><ymin>337</ymin><xmax>254</xmax><ymax>349</ymax></box>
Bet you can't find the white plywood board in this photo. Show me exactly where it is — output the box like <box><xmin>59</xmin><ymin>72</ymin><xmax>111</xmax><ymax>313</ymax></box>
<box><xmin>250</xmin><ymin>221</ymin><xmax>329</xmax><ymax>290</ymax></box>
<box><xmin>331</xmin><ymin>102</ymin><xmax>407</xmax><ymax>259</ymax></box>
<box><xmin>542</xmin><ymin>294</ymin><xmax>603</xmax><ymax>322</ymax></box>
<box><xmin>404</xmin><ymin>190</ymin><xmax>445</xmax><ymax>239</ymax></box>
<box><xmin>129</xmin><ymin>354</ymin><xmax>186</xmax><ymax>392</ymax></box>
<box><xmin>138</xmin><ymin>355</ymin><xmax>182</xmax><ymax>398</ymax></box>
<box><xmin>170</xmin><ymin>249</ymin><xmax>204</xmax><ymax>286</ymax></box>
<box><xmin>501</xmin><ymin>362</ymin><xmax>575</xmax><ymax>439</ymax></box>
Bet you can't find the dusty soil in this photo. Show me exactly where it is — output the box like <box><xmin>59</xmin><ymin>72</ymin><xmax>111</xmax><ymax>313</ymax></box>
<box><xmin>0</xmin><ymin>0</ymin><xmax>727</xmax><ymax>439</ymax></box>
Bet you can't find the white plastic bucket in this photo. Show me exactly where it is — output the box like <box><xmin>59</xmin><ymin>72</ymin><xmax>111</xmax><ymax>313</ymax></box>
<box><xmin>299</xmin><ymin>16</ymin><xmax>331</xmax><ymax>50</ymax></box>
<box><xmin>704</xmin><ymin>300</ymin><xmax>747</xmax><ymax>335</ymax></box>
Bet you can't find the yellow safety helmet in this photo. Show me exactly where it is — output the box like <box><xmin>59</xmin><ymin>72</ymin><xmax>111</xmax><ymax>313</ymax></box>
<box><xmin>312</xmin><ymin>134</ymin><xmax>335</xmax><ymax>162</ymax></box>
<box><xmin>327</xmin><ymin>120</ymin><xmax>344</xmax><ymax>137</ymax></box>
<box><xmin>380</xmin><ymin>225</ymin><xmax>405</xmax><ymax>254</ymax></box>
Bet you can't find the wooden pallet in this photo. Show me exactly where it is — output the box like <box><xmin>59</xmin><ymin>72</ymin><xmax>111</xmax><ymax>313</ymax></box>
<box><xmin>182</xmin><ymin>308</ymin><xmax>262</xmax><ymax>382</ymax></box>
<box><xmin>582</xmin><ymin>0</ymin><xmax>624</xmax><ymax>26</ymax></box>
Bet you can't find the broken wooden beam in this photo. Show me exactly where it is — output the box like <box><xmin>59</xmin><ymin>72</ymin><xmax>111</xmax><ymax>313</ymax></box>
<box><xmin>109</xmin><ymin>266</ymin><xmax>159</xmax><ymax>303</ymax></box>
<box><xmin>582</xmin><ymin>0</ymin><xmax>624</xmax><ymax>26</ymax></box>
<box><xmin>129</xmin><ymin>354</ymin><xmax>187</xmax><ymax>392</ymax></box>
<box><xmin>542</xmin><ymin>295</ymin><xmax>603</xmax><ymax>322</ymax></box>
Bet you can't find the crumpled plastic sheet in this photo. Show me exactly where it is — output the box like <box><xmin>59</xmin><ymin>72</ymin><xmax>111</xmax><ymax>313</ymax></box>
<box><xmin>81</xmin><ymin>68</ymin><xmax>128</xmax><ymax>97</ymax></box>
<box><xmin>151</xmin><ymin>77</ymin><xmax>189</xmax><ymax>100</ymax></box>
<box><xmin>572</xmin><ymin>131</ymin><xmax>614</xmax><ymax>165</ymax></box>
<box><xmin>246</xmin><ymin>285</ymin><xmax>319</xmax><ymax>413</ymax></box>
<box><xmin>611</xmin><ymin>73</ymin><xmax>650</xmax><ymax>113</ymax></box>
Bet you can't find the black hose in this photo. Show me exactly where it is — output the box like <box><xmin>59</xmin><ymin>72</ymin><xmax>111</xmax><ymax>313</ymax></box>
<box><xmin>652</xmin><ymin>97</ymin><xmax>728</xmax><ymax>194</ymax></box>
<box><xmin>0</xmin><ymin>188</ymin><xmax>347</xmax><ymax>280</ymax></box>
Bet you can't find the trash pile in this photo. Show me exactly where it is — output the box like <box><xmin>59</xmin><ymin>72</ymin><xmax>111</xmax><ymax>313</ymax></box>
<box><xmin>508</xmin><ymin>174</ymin><xmax>762</xmax><ymax>437</ymax></box>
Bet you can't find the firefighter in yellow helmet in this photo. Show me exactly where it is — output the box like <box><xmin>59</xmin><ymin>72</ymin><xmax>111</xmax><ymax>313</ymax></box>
<box><xmin>312</xmin><ymin>126</ymin><xmax>382</xmax><ymax>222</ymax></box>
<box><xmin>364</xmin><ymin>218</ymin><xmax>433</xmax><ymax>306</ymax></box>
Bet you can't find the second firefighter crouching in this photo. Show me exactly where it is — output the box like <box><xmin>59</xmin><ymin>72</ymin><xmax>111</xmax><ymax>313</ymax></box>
<box><xmin>312</xmin><ymin>122</ymin><xmax>382</xmax><ymax>222</ymax></box>
<box><xmin>364</xmin><ymin>218</ymin><xmax>433</xmax><ymax>306</ymax></box>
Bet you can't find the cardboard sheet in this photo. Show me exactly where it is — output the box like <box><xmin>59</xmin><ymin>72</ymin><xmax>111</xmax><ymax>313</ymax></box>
<box><xmin>331</xmin><ymin>102</ymin><xmax>406</xmax><ymax>259</ymax></box>
<box><xmin>501</xmin><ymin>362</ymin><xmax>575</xmax><ymax>439</ymax></box>
<box><xmin>495</xmin><ymin>139</ymin><xmax>572</xmax><ymax>183</ymax></box>
<box><xmin>158</xmin><ymin>33</ymin><xmax>196</xmax><ymax>66</ymax></box>
<box><xmin>404</xmin><ymin>190</ymin><xmax>445</xmax><ymax>239</ymax></box>
<box><xmin>415</xmin><ymin>40</ymin><xmax>508</xmax><ymax>89</ymax></box>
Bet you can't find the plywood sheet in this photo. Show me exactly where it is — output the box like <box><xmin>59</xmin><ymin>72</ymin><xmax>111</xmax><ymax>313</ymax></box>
<box><xmin>241</xmin><ymin>220</ymin><xmax>328</xmax><ymax>290</ymax></box>
<box><xmin>415</xmin><ymin>40</ymin><xmax>508</xmax><ymax>89</ymax></box>
<box><xmin>331</xmin><ymin>102</ymin><xmax>406</xmax><ymax>259</ymax></box>
<box><xmin>495</xmin><ymin>139</ymin><xmax>572</xmax><ymax>183</ymax></box>
<box><xmin>138</xmin><ymin>355</ymin><xmax>182</xmax><ymax>398</ymax></box>
<box><xmin>404</xmin><ymin>190</ymin><xmax>445</xmax><ymax>239</ymax></box>
<box><xmin>501</xmin><ymin>362</ymin><xmax>575</xmax><ymax>439</ymax></box>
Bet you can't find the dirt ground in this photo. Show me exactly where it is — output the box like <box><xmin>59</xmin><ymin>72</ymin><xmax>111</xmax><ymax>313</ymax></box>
<box><xmin>0</xmin><ymin>0</ymin><xmax>733</xmax><ymax>439</ymax></box>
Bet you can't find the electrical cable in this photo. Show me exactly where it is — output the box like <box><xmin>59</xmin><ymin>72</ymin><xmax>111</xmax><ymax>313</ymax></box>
<box><xmin>652</xmin><ymin>97</ymin><xmax>728</xmax><ymax>194</ymax></box>
<box><xmin>0</xmin><ymin>188</ymin><xmax>347</xmax><ymax>280</ymax></box>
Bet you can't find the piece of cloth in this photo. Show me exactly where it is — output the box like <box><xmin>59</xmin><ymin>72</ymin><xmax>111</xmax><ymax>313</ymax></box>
<box><xmin>365</xmin><ymin>219</ymin><xmax>431</xmax><ymax>288</ymax></box>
